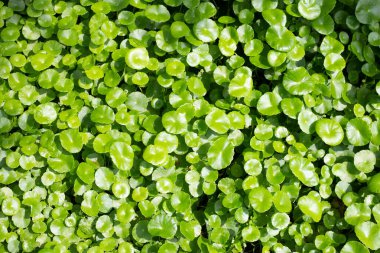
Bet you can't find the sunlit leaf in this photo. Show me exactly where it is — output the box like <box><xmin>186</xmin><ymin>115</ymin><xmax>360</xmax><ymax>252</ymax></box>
<box><xmin>207</xmin><ymin>137</ymin><xmax>234</xmax><ymax>170</ymax></box>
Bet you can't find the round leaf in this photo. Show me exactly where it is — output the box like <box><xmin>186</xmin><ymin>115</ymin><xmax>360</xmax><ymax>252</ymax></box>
<box><xmin>249</xmin><ymin>186</ymin><xmax>273</xmax><ymax>213</ymax></box>
<box><xmin>205</xmin><ymin>108</ymin><xmax>230</xmax><ymax>134</ymax></box>
<box><xmin>125</xmin><ymin>48</ymin><xmax>149</xmax><ymax>70</ymax></box>
<box><xmin>148</xmin><ymin>214</ymin><xmax>177</xmax><ymax>239</ymax></box>
<box><xmin>282</xmin><ymin>67</ymin><xmax>313</xmax><ymax>95</ymax></box>
<box><xmin>110</xmin><ymin>142</ymin><xmax>134</xmax><ymax>171</ymax></box>
<box><xmin>207</xmin><ymin>137</ymin><xmax>234</xmax><ymax>170</ymax></box>
<box><xmin>145</xmin><ymin>5</ymin><xmax>170</xmax><ymax>23</ymax></box>
<box><xmin>346</xmin><ymin>118</ymin><xmax>372</xmax><ymax>146</ymax></box>
<box><xmin>60</xmin><ymin>129</ymin><xmax>83</xmax><ymax>153</ymax></box>
<box><xmin>266</xmin><ymin>25</ymin><xmax>296</xmax><ymax>52</ymax></box>
<box><xmin>257</xmin><ymin>92</ymin><xmax>281</xmax><ymax>116</ymax></box>
<box><xmin>193</xmin><ymin>19</ymin><xmax>219</xmax><ymax>42</ymax></box>
<box><xmin>355</xmin><ymin>0</ymin><xmax>380</xmax><ymax>24</ymax></box>
<box><xmin>34</xmin><ymin>103</ymin><xmax>57</xmax><ymax>125</ymax></box>
<box><xmin>315</xmin><ymin>119</ymin><xmax>344</xmax><ymax>146</ymax></box>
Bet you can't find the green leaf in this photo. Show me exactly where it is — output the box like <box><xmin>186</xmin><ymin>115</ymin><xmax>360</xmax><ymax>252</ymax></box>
<box><xmin>283</xmin><ymin>67</ymin><xmax>313</xmax><ymax>95</ymax></box>
<box><xmin>60</xmin><ymin>129</ymin><xmax>83</xmax><ymax>153</ymax></box>
<box><xmin>104</xmin><ymin>0</ymin><xmax>129</xmax><ymax>11</ymax></box>
<box><xmin>242</xmin><ymin>225</ymin><xmax>260</xmax><ymax>242</ymax></box>
<box><xmin>1</xmin><ymin>197</ymin><xmax>21</xmax><ymax>216</ymax></box>
<box><xmin>210</xmin><ymin>227</ymin><xmax>230</xmax><ymax>244</ymax></box>
<box><xmin>249</xmin><ymin>186</ymin><xmax>273</xmax><ymax>213</ymax></box>
<box><xmin>154</xmin><ymin>132</ymin><xmax>178</xmax><ymax>153</ymax></box>
<box><xmin>373</xmin><ymin>204</ymin><xmax>380</xmax><ymax>223</ymax></box>
<box><xmin>95</xmin><ymin>167</ymin><xmax>115</xmax><ymax>190</ymax></box>
<box><xmin>170</xmin><ymin>21</ymin><xmax>190</xmax><ymax>38</ymax></box>
<box><xmin>110</xmin><ymin>142</ymin><xmax>134</xmax><ymax>171</ymax></box>
<box><xmin>257</xmin><ymin>92</ymin><xmax>281</xmax><ymax>116</ymax></box>
<box><xmin>138</xmin><ymin>200</ymin><xmax>155</xmax><ymax>217</ymax></box>
<box><xmin>187</xmin><ymin>76</ymin><xmax>207</xmax><ymax>97</ymax></box>
<box><xmin>312</xmin><ymin>15</ymin><xmax>334</xmax><ymax>35</ymax></box>
<box><xmin>315</xmin><ymin>119</ymin><xmax>344</xmax><ymax>146</ymax></box>
<box><xmin>324</xmin><ymin>53</ymin><xmax>346</xmax><ymax>72</ymax></box>
<box><xmin>298</xmin><ymin>191</ymin><xmax>323</xmax><ymax>222</ymax></box>
<box><xmin>244</xmin><ymin>158</ymin><xmax>263</xmax><ymax>176</ymax></box>
<box><xmin>125</xmin><ymin>47</ymin><xmax>150</xmax><ymax>70</ymax></box>
<box><xmin>228</xmin><ymin>73</ymin><xmax>253</xmax><ymax>98</ymax></box>
<box><xmin>85</xmin><ymin>66</ymin><xmax>104</xmax><ymax>80</ymax></box>
<box><xmin>341</xmin><ymin>241</ymin><xmax>370</xmax><ymax>253</ymax></box>
<box><xmin>222</xmin><ymin>193</ymin><xmax>243</xmax><ymax>209</ymax></box>
<box><xmin>266</xmin><ymin>25</ymin><xmax>296</xmax><ymax>52</ymax></box>
<box><xmin>171</xmin><ymin>192</ymin><xmax>191</xmax><ymax>213</ymax></box>
<box><xmin>281</xmin><ymin>97</ymin><xmax>303</xmax><ymax>119</ymax></box>
<box><xmin>156</xmin><ymin>178</ymin><xmax>174</xmax><ymax>193</ymax></box>
<box><xmin>355</xmin><ymin>0</ymin><xmax>380</xmax><ymax>24</ymax></box>
<box><xmin>158</xmin><ymin>242</ymin><xmax>178</xmax><ymax>253</ymax></box>
<box><xmin>207</xmin><ymin>137</ymin><xmax>234</xmax><ymax>170</ymax></box>
<box><xmin>273</xmin><ymin>191</ymin><xmax>292</xmax><ymax>213</ymax></box>
<box><xmin>57</xmin><ymin>28</ymin><xmax>79</xmax><ymax>46</ymax></box>
<box><xmin>346</xmin><ymin>118</ymin><xmax>372</xmax><ymax>146</ymax></box>
<box><xmin>320</xmin><ymin>36</ymin><xmax>344</xmax><ymax>56</ymax></box>
<box><xmin>244</xmin><ymin>39</ymin><xmax>264</xmax><ymax>57</ymax></box>
<box><xmin>48</xmin><ymin>154</ymin><xmax>75</xmax><ymax>173</ymax></box>
<box><xmin>193</xmin><ymin>19</ymin><xmax>219</xmax><ymax>42</ymax></box>
<box><xmin>298</xmin><ymin>0</ymin><xmax>321</xmax><ymax>20</ymax></box>
<box><xmin>271</xmin><ymin>212</ymin><xmax>290</xmax><ymax>230</ymax></box>
<box><xmin>91</xmin><ymin>105</ymin><xmax>115</xmax><ymax>125</ymax></box>
<box><xmin>368</xmin><ymin>173</ymin><xmax>380</xmax><ymax>194</ymax></box>
<box><xmin>143</xmin><ymin>145</ymin><xmax>169</xmax><ymax>166</ymax></box>
<box><xmin>205</xmin><ymin>108</ymin><xmax>230</xmax><ymax>134</ymax></box>
<box><xmin>267</xmin><ymin>50</ymin><xmax>287</xmax><ymax>67</ymax></box>
<box><xmin>148</xmin><ymin>214</ymin><xmax>177</xmax><ymax>239</ymax></box>
<box><xmin>29</xmin><ymin>52</ymin><xmax>54</xmax><ymax>71</ymax></box>
<box><xmin>289</xmin><ymin>156</ymin><xmax>319</xmax><ymax>187</ymax></box>
<box><xmin>0</xmin><ymin>57</ymin><xmax>12</xmax><ymax>79</ymax></box>
<box><xmin>262</xmin><ymin>9</ymin><xmax>287</xmax><ymax>26</ymax></box>
<box><xmin>355</xmin><ymin>221</ymin><xmax>380</xmax><ymax>250</ymax></box>
<box><xmin>125</xmin><ymin>92</ymin><xmax>149</xmax><ymax>112</ymax></box>
<box><xmin>298</xmin><ymin>108</ymin><xmax>319</xmax><ymax>134</ymax></box>
<box><xmin>180</xmin><ymin>220</ymin><xmax>201</xmax><ymax>240</ymax></box>
<box><xmin>354</xmin><ymin>150</ymin><xmax>376</xmax><ymax>173</ymax></box>
<box><xmin>77</xmin><ymin>162</ymin><xmax>95</xmax><ymax>185</ymax></box>
<box><xmin>145</xmin><ymin>5</ymin><xmax>170</xmax><ymax>23</ymax></box>
<box><xmin>132</xmin><ymin>221</ymin><xmax>152</xmax><ymax>244</ymax></box>
<box><xmin>345</xmin><ymin>203</ymin><xmax>371</xmax><ymax>225</ymax></box>
<box><xmin>162</xmin><ymin>111</ymin><xmax>188</xmax><ymax>134</ymax></box>
<box><xmin>252</xmin><ymin>0</ymin><xmax>278</xmax><ymax>12</ymax></box>
<box><xmin>34</xmin><ymin>103</ymin><xmax>57</xmax><ymax>124</ymax></box>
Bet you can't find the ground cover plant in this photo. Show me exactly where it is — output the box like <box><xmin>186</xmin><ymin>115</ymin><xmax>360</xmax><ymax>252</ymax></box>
<box><xmin>0</xmin><ymin>0</ymin><xmax>380</xmax><ymax>252</ymax></box>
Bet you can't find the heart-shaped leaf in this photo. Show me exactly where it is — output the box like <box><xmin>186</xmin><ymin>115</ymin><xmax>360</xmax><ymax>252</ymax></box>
<box><xmin>355</xmin><ymin>221</ymin><xmax>380</xmax><ymax>250</ymax></box>
<box><xmin>298</xmin><ymin>191</ymin><xmax>323</xmax><ymax>222</ymax></box>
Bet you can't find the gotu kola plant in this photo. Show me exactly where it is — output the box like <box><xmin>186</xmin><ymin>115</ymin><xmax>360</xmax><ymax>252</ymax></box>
<box><xmin>0</xmin><ymin>0</ymin><xmax>380</xmax><ymax>252</ymax></box>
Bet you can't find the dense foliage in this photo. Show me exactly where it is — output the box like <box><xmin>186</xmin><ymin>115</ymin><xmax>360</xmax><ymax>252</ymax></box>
<box><xmin>0</xmin><ymin>0</ymin><xmax>380</xmax><ymax>252</ymax></box>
